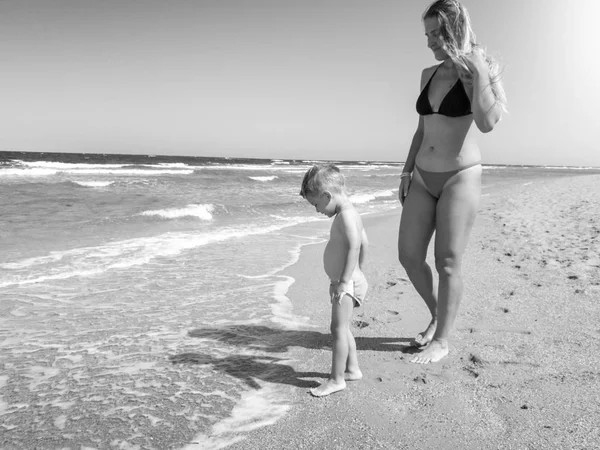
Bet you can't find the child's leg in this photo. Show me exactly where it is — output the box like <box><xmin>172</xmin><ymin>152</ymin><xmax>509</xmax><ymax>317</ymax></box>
<box><xmin>345</xmin><ymin>327</ymin><xmax>362</xmax><ymax>381</ymax></box>
<box><xmin>310</xmin><ymin>294</ymin><xmax>354</xmax><ymax>397</ymax></box>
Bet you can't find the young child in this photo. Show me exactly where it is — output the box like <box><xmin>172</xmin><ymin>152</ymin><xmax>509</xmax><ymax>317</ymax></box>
<box><xmin>299</xmin><ymin>164</ymin><xmax>368</xmax><ymax>397</ymax></box>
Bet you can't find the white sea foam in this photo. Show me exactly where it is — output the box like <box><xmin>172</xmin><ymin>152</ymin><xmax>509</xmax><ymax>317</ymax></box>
<box><xmin>248</xmin><ymin>176</ymin><xmax>278</xmax><ymax>182</ymax></box>
<box><xmin>139</xmin><ymin>204</ymin><xmax>215</xmax><ymax>220</ymax></box>
<box><xmin>270</xmin><ymin>274</ymin><xmax>313</xmax><ymax>329</ymax></box>
<box><xmin>540</xmin><ymin>165</ymin><xmax>596</xmax><ymax>170</ymax></box>
<box><xmin>157</xmin><ymin>162</ymin><xmax>190</xmax><ymax>168</ymax></box>
<box><xmin>183</xmin><ymin>384</ymin><xmax>291</xmax><ymax>450</ymax></box>
<box><xmin>0</xmin><ymin>168</ymin><xmax>58</xmax><ymax>177</ymax></box>
<box><xmin>189</xmin><ymin>163</ymin><xmax>396</xmax><ymax>173</ymax></box>
<box><xmin>197</xmin><ymin>164</ymin><xmax>310</xmax><ymax>172</ymax></box>
<box><xmin>237</xmin><ymin>237</ymin><xmax>323</xmax><ymax>328</ymax></box>
<box><xmin>0</xmin><ymin>166</ymin><xmax>193</xmax><ymax>177</ymax></box>
<box><xmin>350</xmin><ymin>189</ymin><xmax>395</xmax><ymax>204</ymax></box>
<box><xmin>73</xmin><ymin>181</ymin><xmax>114</xmax><ymax>187</ymax></box>
<box><xmin>66</xmin><ymin>168</ymin><xmax>194</xmax><ymax>175</ymax></box>
<box><xmin>16</xmin><ymin>160</ymin><xmax>126</xmax><ymax>169</ymax></box>
<box><xmin>0</xmin><ymin>217</ymin><xmax>322</xmax><ymax>287</ymax></box>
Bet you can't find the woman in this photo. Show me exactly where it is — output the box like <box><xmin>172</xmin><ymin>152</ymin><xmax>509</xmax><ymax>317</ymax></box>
<box><xmin>398</xmin><ymin>0</ymin><xmax>506</xmax><ymax>364</ymax></box>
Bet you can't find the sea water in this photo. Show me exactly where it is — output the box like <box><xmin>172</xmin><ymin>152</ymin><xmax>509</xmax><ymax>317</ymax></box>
<box><xmin>1</xmin><ymin>152</ymin><xmax>598</xmax><ymax>449</ymax></box>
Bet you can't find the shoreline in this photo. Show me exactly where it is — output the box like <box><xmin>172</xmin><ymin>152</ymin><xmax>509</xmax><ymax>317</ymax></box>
<box><xmin>227</xmin><ymin>174</ymin><xmax>600</xmax><ymax>450</ymax></box>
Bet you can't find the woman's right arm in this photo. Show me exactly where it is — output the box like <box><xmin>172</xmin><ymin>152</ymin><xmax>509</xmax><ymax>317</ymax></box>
<box><xmin>399</xmin><ymin>70</ymin><xmax>428</xmax><ymax>205</ymax></box>
<box><xmin>399</xmin><ymin>118</ymin><xmax>424</xmax><ymax>205</ymax></box>
<box><xmin>402</xmin><ymin>115</ymin><xmax>424</xmax><ymax>176</ymax></box>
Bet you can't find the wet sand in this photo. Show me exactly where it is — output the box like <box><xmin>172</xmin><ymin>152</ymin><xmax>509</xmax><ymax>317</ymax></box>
<box><xmin>227</xmin><ymin>174</ymin><xmax>600</xmax><ymax>450</ymax></box>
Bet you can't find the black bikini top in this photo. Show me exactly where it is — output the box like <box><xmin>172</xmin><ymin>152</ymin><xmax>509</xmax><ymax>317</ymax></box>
<box><xmin>416</xmin><ymin>66</ymin><xmax>472</xmax><ymax>117</ymax></box>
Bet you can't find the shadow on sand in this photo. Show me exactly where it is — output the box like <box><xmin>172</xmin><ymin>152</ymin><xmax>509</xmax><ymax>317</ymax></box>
<box><xmin>169</xmin><ymin>325</ymin><xmax>419</xmax><ymax>389</ymax></box>
<box><xmin>169</xmin><ymin>352</ymin><xmax>325</xmax><ymax>389</ymax></box>
<box><xmin>187</xmin><ymin>324</ymin><xmax>416</xmax><ymax>353</ymax></box>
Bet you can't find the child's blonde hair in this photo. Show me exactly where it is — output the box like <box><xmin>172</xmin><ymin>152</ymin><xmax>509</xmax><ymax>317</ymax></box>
<box><xmin>299</xmin><ymin>164</ymin><xmax>345</xmax><ymax>198</ymax></box>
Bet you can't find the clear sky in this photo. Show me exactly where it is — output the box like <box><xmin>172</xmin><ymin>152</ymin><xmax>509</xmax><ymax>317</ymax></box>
<box><xmin>1</xmin><ymin>0</ymin><xmax>598</xmax><ymax>166</ymax></box>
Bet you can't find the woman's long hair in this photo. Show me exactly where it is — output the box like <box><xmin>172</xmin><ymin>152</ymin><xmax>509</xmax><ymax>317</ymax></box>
<box><xmin>423</xmin><ymin>0</ymin><xmax>507</xmax><ymax>111</ymax></box>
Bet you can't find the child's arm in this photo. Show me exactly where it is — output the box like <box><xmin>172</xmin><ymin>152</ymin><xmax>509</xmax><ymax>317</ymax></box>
<box><xmin>334</xmin><ymin>209</ymin><xmax>362</xmax><ymax>301</ymax></box>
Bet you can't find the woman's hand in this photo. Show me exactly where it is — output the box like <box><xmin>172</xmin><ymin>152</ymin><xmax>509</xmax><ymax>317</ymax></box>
<box><xmin>462</xmin><ymin>47</ymin><xmax>489</xmax><ymax>77</ymax></box>
<box><xmin>399</xmin><ymin>176</ymin><xmax>411</xmax><ymax>205</ymax></box>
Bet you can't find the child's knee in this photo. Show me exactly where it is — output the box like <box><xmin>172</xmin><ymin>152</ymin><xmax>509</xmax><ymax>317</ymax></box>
<box><xmin>330</xmin><ymin>321</ymin><xmax>348</xmax><ymax>337</ymax></box>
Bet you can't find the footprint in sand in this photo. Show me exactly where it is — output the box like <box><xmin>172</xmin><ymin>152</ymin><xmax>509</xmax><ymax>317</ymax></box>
<box><xmin>352</xmin><ymin>320</ymin><xmax>369</xmax><ymax>329</ymax></box>
<box><xmin>469</xmin><ymin>354</ymin><xmax>485</xmax><ymax>367</ymax></box>
<box><xmin>413</xmin><ymin>374</ymin><xmax>428</xmax><ymax>384</ymax></box>
<box><xmin>463</xmin><ymin>367</ymin><xmax>480</xmax><ymax>378</ymax></box>
<box><xmin>384</xmin><ymin>310</ymin><xmax>402</xmax><ymax>323</ymax></box>
<box><xmin>462</xmin><ymin>353</ymin><xmax>485</xmax><ymax>378</ymax></box>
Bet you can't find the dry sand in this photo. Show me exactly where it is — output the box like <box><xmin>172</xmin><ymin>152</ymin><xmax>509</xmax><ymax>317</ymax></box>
<box><xmin>227</xmin><ymin>174</ymin><xmax>600</xmax><ymax>450</ymax></box>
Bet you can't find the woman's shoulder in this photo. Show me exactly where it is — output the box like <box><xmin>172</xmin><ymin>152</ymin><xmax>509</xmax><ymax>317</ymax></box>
<box><xmin>420</xmin><ymin>64</ymin><xmax>440</xmax><ymax>87</ymax></box>
<box><xmin>422</xmin><ymin>64</ymin><xmax>440</xmax><ymax>74</ymax></box>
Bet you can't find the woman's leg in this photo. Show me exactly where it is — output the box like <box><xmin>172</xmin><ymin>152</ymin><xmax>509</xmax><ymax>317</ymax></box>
<box><xmin>398</xmin><ymin>170</ymin><xmax>438</xmax><ymax>345</ymax></box>
<box><xmin>411</xmin><ymin>165</ymin><xmax>481</xmax><ymax>364</ymax></box>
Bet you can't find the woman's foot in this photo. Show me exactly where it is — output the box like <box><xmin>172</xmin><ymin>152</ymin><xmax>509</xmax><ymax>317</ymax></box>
<box><xmin>411</xmin><ymin>320</ymin><xmax>437</xmax><ymax>347</ymax></box>
<box><xmin>410</xmin><ymin>339</ymin><xmax>448</xmax><ymax>364</ymax></box>
<box><xmin>310</xmin><ymin>379</ymin><xmax>347</xmax><ymax>397</ymax></box>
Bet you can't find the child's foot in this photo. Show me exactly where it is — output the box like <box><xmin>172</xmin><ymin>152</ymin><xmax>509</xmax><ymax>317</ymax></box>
<box><xmin>344</xmin><ymin>369</ymin><xmax>363</xmax><ymax>381</ymax></box>
<box><xmin>410</xmin><ymin>339</ymin><xmax>448</xmax><ymax>364</ymax></box>
<box><xmin>411</xmin><ymin>320</ymin><xmax>437</xmax><ymax>347</ymax></box>
<box><xmin>310</xmin><ymin>379</ymin><xmax>347</xmax><ymax>397</ymax></box>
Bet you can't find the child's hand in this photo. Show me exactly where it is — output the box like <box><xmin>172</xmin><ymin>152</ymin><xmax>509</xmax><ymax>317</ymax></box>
<box><xmin>332</xmin><ymin>281</ymin><xmax>351</xmax><ymax>304</ymax></box>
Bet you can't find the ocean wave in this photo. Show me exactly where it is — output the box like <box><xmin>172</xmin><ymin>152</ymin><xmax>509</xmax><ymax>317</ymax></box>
<box><xmin>248</xmin><ymin>176</ymin><xmax>278</xmax><ymax>182</ymax></box>
<box><xmin>0</xmin><ymin>168</ymin><xmax>58</xmax><ymax>177</ymax></box>
<box><xmin>482</xmin><ymin>165</ymin><xmax>509</xmax><ymax>170</ymax></box>
<box><xmin>0</xmin><ymin>217</ymin><xmax>322</xmax><ymax>287</ymax></box>
<box><xmin>15</xmin><ymin>160</ymin><xmax>126</xmax><ymax>169</ymax></box>
<box><xmin>195</xmin><ymin>164</ymin><xmax>310</xmax><ymax>172</ymax></box>
<box><xmin>0</xmin><ymin>167</ymin><xmax>194</xmax><ymax>177</ymax></box>
<box><xmin>68</xmin><ymin>168</ymin><xmax>194</xmax><ymax>175</ymax></box>
<box><xmin>4</xmin><ymin>160</ymin><xmax>195</xmax><ymax>176</ymax></box>
<box><xmin>350</xmin><ymin>190</ymin><xmax>395</xmax><ymax>204</ymax></box>
<box><xmin>72</xmin><ymin>181</ymin><xmax>114</xmax><ymax>187</ymax></box>
<box><xmin>367</xmin><ymin>173</ymin><xmax>400</xmax><ymax>177</ymax></box>
<box><xmin>539</xmin><ymin>165</ymin><xmax>597</xmax><ymax>170</ymax></box>
<box><xmin>138</xmin><ymin>204</ymin><xmax>215</xmax><ymax>220</ymax></box>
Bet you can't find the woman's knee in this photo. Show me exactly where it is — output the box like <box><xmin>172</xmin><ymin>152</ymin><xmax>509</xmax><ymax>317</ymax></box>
<box><xmin>398</xmin><ymin>246</ymin><xmax>425</xmax><ymax>272</ymax></box>
<box><xmin>434</xmin><ymin>254</ymin><xmax>462</xmax><ymax>278</ymax></box>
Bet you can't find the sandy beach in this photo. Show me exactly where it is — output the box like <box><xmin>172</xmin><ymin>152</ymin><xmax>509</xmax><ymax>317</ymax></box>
<box><xmin>227</xmin><ymin>174</ymin><xmax>600</xmax><ymax>450</ymax></box>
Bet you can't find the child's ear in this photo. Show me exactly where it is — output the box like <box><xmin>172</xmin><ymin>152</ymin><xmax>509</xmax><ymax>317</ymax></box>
<box><xmin>322</xmin><ymin>191</ymin><xmax>332</xmax><ymax>202</ymax></box>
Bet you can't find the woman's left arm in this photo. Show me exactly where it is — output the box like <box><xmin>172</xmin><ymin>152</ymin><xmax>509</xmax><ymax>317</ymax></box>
<box><xmin>465</xmin><ymin>52</ymin><xmax>503</xmax><ymax>133</ymax></box>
